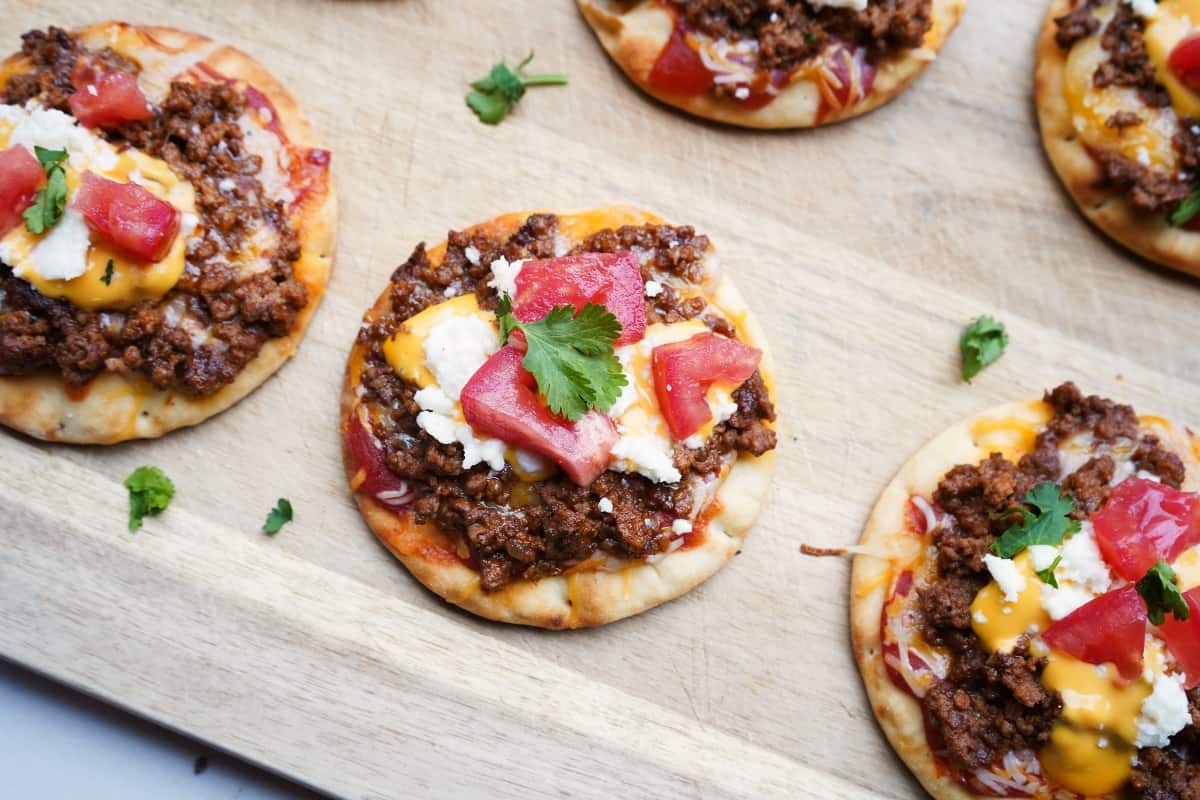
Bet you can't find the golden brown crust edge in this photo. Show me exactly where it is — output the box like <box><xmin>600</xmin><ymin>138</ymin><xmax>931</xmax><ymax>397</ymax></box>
<box><xmin>341</xmin><ymin>207</ymin><xmax>777</xmax><ymax>629</ymax></box>
<box><xmin>0</xmin><ymin>21</ymin><xmax>337</xmax><ymax>444</ymax></box>
<box><xmin>1035</xmin><ymin>1</ymin><xmax>1200</xmax><ymax>278</ymax></box>
<box><xmin>850</xmin><ymin>399</ymin><xmax>1200</xmax><ymax>800</ymax></box>
<box><xmin>577</xmin><ymin>0</ymin><xmax>966</xmax><ymax>130</ymax></box>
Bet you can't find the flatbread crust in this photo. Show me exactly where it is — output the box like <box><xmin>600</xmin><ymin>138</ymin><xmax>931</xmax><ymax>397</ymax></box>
<box><xmin>342</xmin><ymin>207</ymin><xmax>776</xmax><ymax>629</ymax></box>
<box><xmin>577</xmin><ymin>0</ymin><xmax>966</xmax><ymax>129</ymax></box>
<box><xmin>850</xmin><ymin>398</ymin><xmax>1200</xmax><ymax>800</ymax></box>
<box><xmin>1036</xmin><ymin>1</ymin><xmax>1200</xmax><ymax>278</ymax></box>
<box><xmin>0</xmin><ymin>22</ymin><xmax>336</xmax><ymax>443</ymax></box>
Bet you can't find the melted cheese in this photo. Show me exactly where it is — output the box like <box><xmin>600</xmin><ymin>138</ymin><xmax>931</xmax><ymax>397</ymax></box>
<box><xmin>382</xmin><ymin>294</ymin><xmax>494</xmax><ymax>389</ymax></box>
<box><xmin>0</xmin><ymin>104</ymin><xmax>197</xmax><ymax>310</ymax></box>
<box><xmin>972</xmin><ymin>554</ymin><xmax>1050</xmax><ymax>653</ymax></box>
<box><xmin>1146</xmin><ymin>0</ymin><xmax>1200</xmax><ymax>119</ymax></box>
<box><xmin>1063</xmin><ymin>7</ymin><xmax>1179</xmax><ymax>170</ymax></box>
<box><xmin>1177</xmin><ymin>546</ymin><xmax>1200</xmax><ymax>588</ymax></box>
<box><xmin>970</xmin><ymin>406</ymin><xmax>1049</xmax><ymax>461</ymax></box>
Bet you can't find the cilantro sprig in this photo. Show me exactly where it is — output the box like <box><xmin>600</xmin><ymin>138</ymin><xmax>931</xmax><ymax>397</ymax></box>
<box><xmin>466</xmin><ymin>52</ymin><xmax>568</xmax><ymax>125</ymax></box>
<box><xmin>960</xmin><ymin>315</ymin><xmax>1008</xmax><ymax>383</ymax></box>
<box><xmin>23</xmin><ymin>146</ymin><xmax>69</xmax><ymax>235</ymax></box>
<box><xmin>1137</xmin><ymin>560</ymin><xmax>1191</xmax><ymax>625</ymax></box>
<box><xmin>990</xmin><ymin>482</ymin><xmax>1080</xmax><ymax>559</ymax></box>
<box><xmin>124</xmin><ymin>466</ymin><xmax>175</xmax><ymax>532</ymax></box>
<box><xmin>1036</xmin><ymin>555</ymin><xmax>1063</xmax><ymax>588</ymax></box>
<box><xmin>100</xmin><ymin>259</ymin><xmax>115</xmax><ymax>286</ymax></box>
<box><xmin>262</xmin><ymin>498</ymin><xmax>294</xmax><ymax>535</ymax></box>
<box><xmin>497</xmin><ymin>294</ymin><xmax>626</xmax><ymax>421</ymax></box>
<box><xmin>1171</xmin><ymin>191</ymin><xmax>1200</xmax><ymax>227</ymax></box>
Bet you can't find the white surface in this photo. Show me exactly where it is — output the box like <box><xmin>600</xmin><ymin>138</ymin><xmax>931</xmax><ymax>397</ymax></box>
<box><xmin>0</xmin><ymin>659</ymin><xmax>322</xmax><ymax>800</ymax></box>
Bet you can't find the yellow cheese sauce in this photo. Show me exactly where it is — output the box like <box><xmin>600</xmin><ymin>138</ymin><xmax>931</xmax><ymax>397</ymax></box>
<box><xmin>970</xmin><ymin>554</ymin><xmax>1050</xmax><ymax>653</ymax></box>
<box><xmin>0</xmin><ymin>122</ymin><xmax>196</xmax><ymax>310</ymax></box>
<box><xmin>1064</xmin><ymin>5</ymin><xmax>1179</xmax><ymax>170</ymax></box>
<box><xmin>970</xmin><ymin>402</ymin><xmax>1052</xmax><ymax>461</ymax></box>
<box><xmin>382</xmin><ymin>294</ymin><xmax>494</xmax><ymax>389</ymax></box>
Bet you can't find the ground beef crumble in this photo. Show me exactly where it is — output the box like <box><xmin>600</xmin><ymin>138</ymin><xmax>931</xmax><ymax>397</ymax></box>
<box><xmin>0</xmin><ymin>28</ymin><xmax>308</xmax><ymax>395</ymax></box>
<box><xmin>916</xmin><ymin>382</ymin><xmax>1188</xmax><ymax>783</ymax></box>
<box><xmin>1131</xmin><ymin>690</ymin><xmax>1200</xmax><ymax>800</ymax></box>
<box><xmin>1054</xmin><ymin>3</ymin><xmax>1200</xmax><ymax>215</ymax></box>
<box><xmin>672</xmin><ymin>0</ymin><xmax>932</xmax><ymax>79</ymax></box>
<box><xmin>356</xmin><ymin>214</ymin><xmax>776</xmax><ymax>591</ymax></box>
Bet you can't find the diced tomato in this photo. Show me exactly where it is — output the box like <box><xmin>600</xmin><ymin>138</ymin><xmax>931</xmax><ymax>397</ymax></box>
<box><xmin>1159</xmin><ymin>588</ymin><xmax>1200</xmax><ymax>689</ymax></box>
<box><xmin>649</xmin><ymin>26</ymin><xmax>714</xmax><ymax>95</ymax></box>
<box><xmin>1092</xmin><ymin>478</ymin><xmax>1200</xmax><ymax>582</ymax></box>
<box><xmin>75</xmin><ymin>172</ymin><xmax>181</xmax><ymax>263</ymax></box>
<box><xmin>344</xmin><ymin>411</ymin><xmax>415</xmax><ymax>508</ymax></box>
<box><xmin>511</xmin><ymin>252</ymin><xmax>646</xmax><ymax>346</ymax></box>
<box><xmin>1170</xmin><ymin>33</ymin><xmax>1200</xmax><ymax>94</ymax></box>
<box><xmin>1043</xmin><ymin>586</ymin><xmax>1148</xmax><ymax>683</ymax></box>
<box><xmin>460</xmin><ymin>346</ymin><xmax>619</xmax><ymax>486</ymax></box>
<box><xmin>0</xmin><ymin>146</ymin><xmax>44</xmax><ymax>234</ymax></box>
<box><xmin>651</xmin><ymin>332</ymin><xmax>762</xmax><ymax>440</ymax></box>
<box><xmin>68</xmin><ymin>62</ymin><xmax>154</xmax><ymax>128</ymax></box>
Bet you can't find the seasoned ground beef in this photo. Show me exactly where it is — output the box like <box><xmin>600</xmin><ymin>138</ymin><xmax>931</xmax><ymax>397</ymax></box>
<box><xmin>1130</xmin><ymin>690</ymin><xmax>1200</xmax><ymax>800</ymax></box>
<box><xmin>357</xmin><ymin>214</ymin><xmax>776</xmax><ymax>591</ymax></box>
<box><xmin>0</xmin><ymin>28</ymin><xmax>307</xmax><ymax>395</ymax></box>
<box><xmin>673</xmin><ymin>0</ymin><xmax>932</xmax><ymax>75</ymax></box>
<box><xmin>918</xmin><ymin>382</ymin><xmax>1188</xmax><ymax>777</ymax></box>
<box><xmin>1054</xmin><ymin>3</ymin><xmax>1200</xmax><ymax>215</ymax></box>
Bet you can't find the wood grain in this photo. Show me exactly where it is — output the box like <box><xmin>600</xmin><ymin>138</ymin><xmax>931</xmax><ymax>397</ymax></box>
<box><xmin>2</xmin><ymin>1</ymin><xmax>1198</xmax><ymax>798</ymax></box>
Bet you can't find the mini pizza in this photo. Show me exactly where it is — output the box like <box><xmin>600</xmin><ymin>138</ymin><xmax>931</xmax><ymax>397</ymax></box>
<box><xmin>853</xmin><ymin>382</ymin><xmax>1200</xmax><ymax>800</ymax></box>
<box><xmin>0</xmin><ymin>23</ymin><xmax>334</xmax><ymax>443</ymax></box>
<box><xmin>341</xmin><ymin>208</ymin><xmax>777</xmax><ymax>628</ymax></box>
<box><xmin>1037</xmin><ymin>0</ymin><xmax>1200</xmax><ymax>276</ymax></box>
<box><xmin>577</xmin><ymin>0</ymin><xmax>966</xmax><ymax>129</ymax></box>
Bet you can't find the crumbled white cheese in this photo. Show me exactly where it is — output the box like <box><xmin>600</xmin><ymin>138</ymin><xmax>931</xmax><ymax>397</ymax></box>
<box><xmin>218</xmin><ymin>177</ymin><xmax>237</xmax><ymax>193</ymax></box>
<box><xmin>514</xmin><ymin>449</ymin><xmax>550</xmax><ymax>476</ymax></box>
<box><xmin>1041</xmin><ymin>524</ymin><xmax>1114</xmax><ymax>619</ymax></box>
<box><xmin>598</xmin><ymin>497</ymin><xmax>614</xmax><ymax>514</ymax></box>
<box><xmin>984</xmin><ymin>554</ymin><xmax>1027</xmax><ymax>603</ymax></box>
<box><xmin>414</xmin><ymin>385</ymin><xmax>507</xmax><ymax>472</ymax></box>
<box><xmin>683</xmin><ymin>434</ymin><xmax>705</xmax><ymax>449</ymax></box>
<box><xmin>1128</xmin><ymin>0</ymin><xmax>1158</xmax><ymax>19</ymax></box>
<box><xmin>422</xmin><ymin>312</ymin><xmax>498</xmax><ymax>400</ymax></box>
<box><xmin>0</xmin><ymin>103</ymin><xmax>119</xmax><ymax>172</ymax></box>
<box><xmin>610</xmin><ymin>431</ymin><xmax>681</xmax><ymax>484</ymax></box>
<box><xmin>1137</xmin><ymin>671</ymin><xmax>1190</xmax><ymax>749</ymax></box>
<box><xmin>733</xmin><ymin>87</ymin><xmax>750</xmax><ymax>100</ymax></box>
<box><xmin>671</xmin><ymin>519</ymin><xmax>693</xmax><ymax>535</ymax></box>
<box><xmin>644</xmin><ymin>280</ymin><xmax>663</xmax><ymax>298</ymax></box>
<box><xmin>1028</xmin><ymin>545</ymin><xmax>1060</xmax><ymax>573</ymax></box>
<box><xmin>487</xmin><ymin>256</ymin><xmax>524</xmax><ymax>299</ymax></box>
<box><xmin>464</xmin><ymin>245</ymin><xmax>481</xmax><ymax>266</ymax></box>
<box><xmin>15</xmin><ymin>208</ymin><xmax>91</xmax><ymax>282</ymax></box>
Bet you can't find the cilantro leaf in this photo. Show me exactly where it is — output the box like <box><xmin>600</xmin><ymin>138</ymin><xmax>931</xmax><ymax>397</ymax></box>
<box><xmin>960</xmin><ymin>315</ymin><xmax>1008</xmax><ymax>383</ymax></box>
<box><xmin>100</xmin><ymin>259</ymin><xmax>115</xmax><ymax>286</ymax></box>
<box><xmin>990</xmin><ymin>482</ymin><xmax>1080</xmax><ymax>559</ymax></box>
<box><xmin>1171</xmin><ymin>190</ymin><xmax>1200</xmax><ymax>227</ymax></box>
<box><xmin>1036</xmin><ymin>555</ymin><xmax>1063</xmax><ymax>588</ymax></box>
<box><xmin>262</xmin><ymin>498</ymin><xmax>293</xmax><ymax>535</ymax></box>
<box><xmin>33</xmin><ymin>146</ymin><xmax>68</xmax><ymax>171</ymax></box>
<box><xmin>124</xmin><ymin>466</ymin><xmax>175</xmax><ymax>532</ymax></box>
<box><xmin>23</xmin><ymin>166</ymin><xmax>68</xmax><ymax>234</ymax></box>
<box><xmin>497</xmin><ymin>298</ymin><xmax>626</xmax><ymax>421</ymax></box>
<box><xmin>466</xmin><ymin>52</ymin><xmax>567</xmax><ymax>125</ymax></box>
<box><xmin>1137</xmin><ymin>560</ymin><xmax>1190</xmax><ymax>625</ymax></box>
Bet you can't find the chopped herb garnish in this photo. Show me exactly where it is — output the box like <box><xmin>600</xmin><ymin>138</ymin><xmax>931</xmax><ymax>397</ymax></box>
<box><xmin>497</xmin><ymin>293</ymin><xmax>626</xmax><ymax>421</ymax></box>
<box><xmin>1137</xmin><ymin>560</ymin><xmax>1190</xmax><ymax>625</ymax></box>
<box><xmin>23</xmin><ymin>161</ymin><xmax>68</xmax><ymax>234</ymax></box>
<box><xmin>960</xmin><ymin>315</ymin><xmax>1008</xmax><ymax>383</ymax></box>
<box><xmin>466</xmin><ymin>52</ymin><xmax>568</xmax><ymax>125</ymax></box>
<box><xmin>1171</xmin><ymin>190</ymin><xmax>1200</xmax><ymax>227</ymax></box>
<box><xmin>1036</xmin><ymin>555</ymin><xmax>1063</xmax><ymax>588</ymax></box>
<box><xmin>990</xmin><ymin>482</ymin><xmax>1080</xmax><ymax>559</ymax></box>
<box><xmin>34</xmin><ymin>146</ymin><xmax>68</xmax><ymax>172</ymax></box>
<box><xmin>100</xmin><ymin>259</ymin><xmax>115</xmax><ymax>286</ymax></box>
<box><xmin>124</xmin><ymin>466</ymin><xmax>175</xmax><ymax>532</ymax></box>
<box><xmin>262</xmin><ymin>498</ymin><xmax>293</xmax><ymax>535</ymax></box>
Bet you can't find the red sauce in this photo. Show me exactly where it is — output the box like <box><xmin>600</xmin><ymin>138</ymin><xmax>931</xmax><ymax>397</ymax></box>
<box><xmin>65</xmin><ymin>382</ymin><xmax>91</xmax><ymax>402</ymax></box>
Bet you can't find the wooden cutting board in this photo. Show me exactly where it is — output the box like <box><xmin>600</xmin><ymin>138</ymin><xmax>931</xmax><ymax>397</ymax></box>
<box><xmin>3</xmin><ymin>1</ymin><xmax>1198</xmax><ymax>798</ymax></box>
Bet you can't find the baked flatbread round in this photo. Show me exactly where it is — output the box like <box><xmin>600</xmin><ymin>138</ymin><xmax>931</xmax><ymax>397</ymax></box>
<box><xmin>342</xmin><ymin>207</ymin><xmax>776</xmax><ymax>629</ymax></box>
<box><xmin>578</xmin><ymin>0</ymin><xmax>966</xmax><ymax>129</ymax></box>
<box><xmin>1035</xmin><ymin>0</ymin><xmax>1200</xmax><ymax>277</ymax></box>
<box><xmin>850</xmin><ymin>397</ymin><xmax>1200</xmax><ymax>800</ymax></box>
<box><xmin>0</xmin><ymin>22</ymin><xmax>336</xmax><ymax>443</ymax></box>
